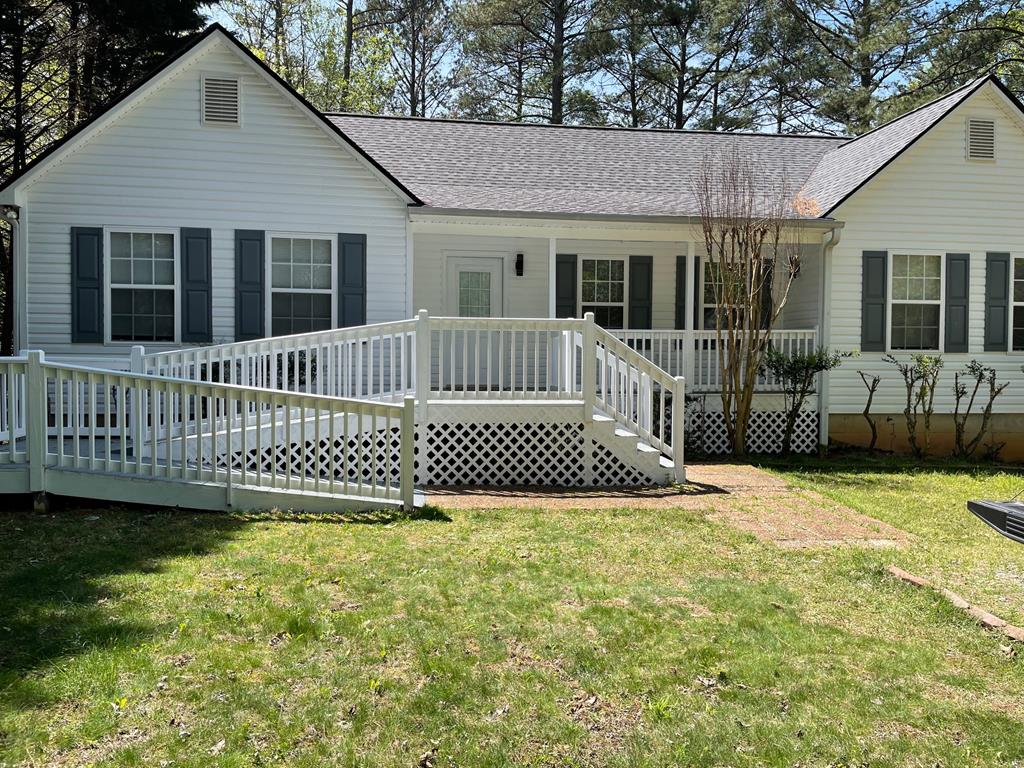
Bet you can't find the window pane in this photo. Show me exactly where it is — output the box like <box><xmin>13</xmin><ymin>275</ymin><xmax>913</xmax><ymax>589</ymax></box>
<box><xmin>312</xmin><ymin>239</ymin><xmax>331</xmax><ymax>264</ymax></box>
<box><xmin>133</xmin><ymin>259</ymin><xmax>153</xmax><ymax>285</ymax></box>
<box><xmin>154</xmin><ymin>260</ymin><xmax>174</xmax><ymax>286</ymax></box>
<box><xmin>292</xmin><ymin>264</ymin><xmax>311</xmax><ymax>289</ymax></box>
<box><xmin>111</xmin><ymin>258</ymin><xmax>132</xmax><ymax>284</ymax></box>
<box><xmin>924</xmin><ymin>277</ymin><xmax>941</xmax><ymax>300</ymax></box>
<box><xmin>892</xmin><ymin>277</ymin><xmax>908</xmax><ymax>301</ymax></box>
<box><xmin>272</xmin><ymin>264</ymin><xmax>290</xmax><ymax>288</ymax></box>
<box><xmin>582</xmin><ymin>260</ymin><xmax>596</xmax><ymax>280</ymax></box>
<box><xmin>312</xmin><ymin>265</ymin><xmax>331</xmax><ymax>289</ymax></box>
<box><xmin>133</xmin><ymin>232</ymin><xmax>153</xmax><ymax>259</ymax></box>
<box><xmin>891</xmin><ymin>302</ymin><xmax>940</xmax><ymax>350</ymax></box>
<box><xmin>111</xmin><ymin>289</ymin><xmax>132</xmax><ymax>314</ymax></box>
<box><xmin>581</xmin><ymin>283</ymin><xmax>595</xmax><ymax>302</ymax></box>
<box><xmin>292</xmin><ymin>239</ymin><xmax>311</xmax><ymax>263</ymax></box>
<box><xmin>134</xmin><ymin>290</ymin><xmax>154</xmax><ymax>314</ymax></box>
<box><xmin>154</xmin><ymin>233</ymin><xmax>173</xmax><ymax>260</ymax></box>
<box><xmin>111</xmin><ymin>232</ymin><xmax>132</xmax><ymax>259</ymax></box>
<box><xmin>1014</xmin><ymin>306</ymin><xmax>1024</xmax><ymax>351</ymax></box>
<box><xmin>596</xmin><ymin>260</ymin><xmax>609</xmax><ymax>280</ymax></box>
<box><xmin>908</xmin><ymin>254</ymin><xmax>924</xmax><ymax>277</ymax></box>
<box><xmin>892</xmin><ymin>255</ymin><xmax>908</xmax><ymax>277</ymax></box>
<box><xmin>924</xmin><ymin>254</ymin><xmax>941</xmax><ymax>277</ymax></box>
<box><xmin>610</xmin><ymin>283</ymin><xmax>623</xmax><ymax>302</ymax></box>
<box><xmin>610</xmin><ymin>260</ymin><xmax>624</xmax><ymax>281</ymax></box>
<box><xmin>272</xmin><ymin>238</ymin><xmax>291</xmax><ymax>263</ymax></box>
<box><xmin>154</xmin><ymin>290</ymin><xmax>174</xmax><ymax>314</ymax></box>
<box><xmin>595</xmin><ymin>282</ymin><xmax>609</xmax><ymax>302</ymax></box>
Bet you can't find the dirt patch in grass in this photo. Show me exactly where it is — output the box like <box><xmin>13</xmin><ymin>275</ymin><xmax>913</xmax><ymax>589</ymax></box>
<box><xmin>428</xmin><ymin>463</ymin><xmax>909</xmax><ymax>549</ymax></box>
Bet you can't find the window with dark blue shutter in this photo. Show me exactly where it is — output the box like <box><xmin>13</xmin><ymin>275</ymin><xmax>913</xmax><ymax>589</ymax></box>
<box><xmin>985</xmin><ymin>252</ymin><xmax>1010</xmax><ymax>352</ymax></box>
<box><xmin>861</xmin><ymin>251</ymin><xmax>887</xmax><ymax>351</ymax></box>
<box><xmin>235</xmin><ymin>230</ymin><xmax>265</xmax><ymax>341</ymax></box>
<box><xmin>628</xmin><ymin>255</ymin><xmax>653</xmax><ymax>329</ymax></box>
<box><xmin>674</xmin><ymin>255</ymin><xmax>687</xmax><ymax>330</ymax></box>
<box><xmin>338</xmin><ymin>233</ymin><xmax>366</xmax><ymax>327</ymax></box>
<box><xmin>944</xmin><ymin>253</ymin><xmax>969</xmax><ymax>353</ymax></box>
<box><xmin>180</xmin><ymin>228</ymin><xmax>212</xmax><ymax>343</ymax></box>
<box><xmin>555</xmin><ymin>254</ymin><xmax>577</xmax><ymax>318</ymax></box>
<box><xmin>71</xmin><ymin>227</ymin><xmax>103</xmax><ymax>343</ymax></box>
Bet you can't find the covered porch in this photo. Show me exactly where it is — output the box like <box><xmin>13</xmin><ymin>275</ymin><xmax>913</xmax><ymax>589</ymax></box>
<box><xmin>408</xmin><ymin>214</ymin><xmax>825</xmax><ymax>393</ymax></box>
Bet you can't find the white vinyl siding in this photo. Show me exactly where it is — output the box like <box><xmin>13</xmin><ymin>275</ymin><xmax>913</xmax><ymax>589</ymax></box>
<box><xmin>21</xmin><ymin>38</ymin><xmax>408</xmax><ymax>368</ymax></box>
<box><xmin>827</xmin><ymin>85</ymin><xmax>1024</xmax><ymax>414</ymax></box>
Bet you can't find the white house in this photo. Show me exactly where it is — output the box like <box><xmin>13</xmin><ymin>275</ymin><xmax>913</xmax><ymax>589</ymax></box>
<box><xmin>0</xmin><ymin>24</ymin><xmax>1022</xmax><ymax>511</ymax></box>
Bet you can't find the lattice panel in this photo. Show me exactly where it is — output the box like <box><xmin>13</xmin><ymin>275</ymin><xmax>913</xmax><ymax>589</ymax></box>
<box><xmin>211</xmin><ymin>427</ymin><xmax>404</xmax><ymax>488</ymax></box>
<box><xmin>590</xmin><ymin>440</ymin><xmax>656</xmax><ymax>486</ymax></box>
<box><xmin>422</xmin><ymin>422</ymin><xmax>586</xmax><ymax>486</ymax></box>
<box><xmin>685</xmin><ymin>409</ymin><xmax>818</xmax><ymax>455</ymax></box>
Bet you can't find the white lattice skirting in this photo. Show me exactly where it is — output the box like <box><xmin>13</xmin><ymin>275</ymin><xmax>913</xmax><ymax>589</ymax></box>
<box><xmin>685</xmin><ymin>409</ymin><xmax>819</xmax><ymax>455</ymax></box>
<box><xmin>418</xmin><ymin>422</ymin><xmax>657</xmax><ymax>487</ymax></box>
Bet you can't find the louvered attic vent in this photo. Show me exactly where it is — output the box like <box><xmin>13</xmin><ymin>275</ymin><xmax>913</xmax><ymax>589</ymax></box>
<box><xmin>967</xmin><ymin>118</ymin><xmax>995</xmax><ymax>160</ymax></box>
<box><xmin>202</xmin><ymin>76</ymin><xmax>240</xmax><ymax>126</ymax></box>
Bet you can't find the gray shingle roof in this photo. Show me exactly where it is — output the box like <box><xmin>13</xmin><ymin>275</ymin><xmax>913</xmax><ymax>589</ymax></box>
<box><xmin>327</xmin><ymin>76</ymin><xmax>1003</xmax><ymax>220</ymax></box>
<box><xmin>798</xmin><ymin>77</ymin><xmax>988</xmax><ymax>216</ymax></box>
<box><xmin>327</xmin><ymin>114</ymin><xmax>847</xmax><ymax>217</ymax></box>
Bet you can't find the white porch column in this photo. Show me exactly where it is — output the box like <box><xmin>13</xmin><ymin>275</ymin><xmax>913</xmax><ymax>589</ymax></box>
<box><xmin>548</xmin><ymin>237</ymin><xmax>557</xmax><ymax>317</ymax></box>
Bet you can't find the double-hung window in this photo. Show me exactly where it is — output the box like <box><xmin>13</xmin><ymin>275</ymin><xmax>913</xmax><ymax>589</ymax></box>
<box><xmin>109</xmin><ymin>230</ymin><xmax>177</xmax><ymax>342</ymax></box>
<box><xmin>580</xmin><ymin>257</ymin><xmax>625</xmax><ymax>328</ymax></box>
<box><xmin>1013</xmin><ymin>257</ymin><xmax>1024</xmax><ymax>351</ymax></box>
<box><xmin>702</xmin><ymin>261</ymin><xmax>751</xmax><ymax>329</ymax></box>
<box><xmin>270</xmin><ymin>234</ymin><xmax>335</xmax><ymax>336</ymax></box>
<box><xmin>889</xmin><ymin>253</ymin><xmax>942</xmax><ymax>350</ymax></box>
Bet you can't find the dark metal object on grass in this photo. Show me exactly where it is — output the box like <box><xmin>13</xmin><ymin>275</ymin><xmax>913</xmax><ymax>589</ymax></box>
<box><xmin>968</xmin><ymin>499</ymin><xmax>1024</xmax><ymax>545</ymax></box>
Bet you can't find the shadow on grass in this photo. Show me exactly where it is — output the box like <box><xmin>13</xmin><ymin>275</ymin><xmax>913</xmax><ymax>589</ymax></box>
<box><xmin>0</xmin><ymin>501</ymin><xmax>450</xmax><ymax>694</ymax></box>
<box><xmin>754</xmin><ymin>450</ymin><xmax>1024</xmax><ymax>481</ymax></box>
<box><xmin>0</xmin><ymin>509</ymin><xmax>245</xmax><ymax>695</ymax></box>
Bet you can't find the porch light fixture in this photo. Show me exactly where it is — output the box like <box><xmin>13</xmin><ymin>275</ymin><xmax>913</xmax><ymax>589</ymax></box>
<box><xmin>1</xmin><ymin>205</ymin><xmax>19</xmax><ymax>223</ymax></box>
<box><xmin>515</xmin><ymin>252</ymin><xmax>524</xmax><ymax>276</ymax></box>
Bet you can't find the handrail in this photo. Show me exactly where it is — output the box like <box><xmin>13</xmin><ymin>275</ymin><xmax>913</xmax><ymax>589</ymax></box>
<box><xmin>8</xmin><ymin>352</ymin><xmax>417</xmax><ymax>510</ymax></box>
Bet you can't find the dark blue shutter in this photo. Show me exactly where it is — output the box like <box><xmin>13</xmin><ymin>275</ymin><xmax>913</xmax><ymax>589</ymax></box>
<box><xmin>693</xmin><ymin>254</ymin><xmax>701</xmax><ymax>329</ymax></box>
<box><xmin>555</xmin><ymin>254</ymin><xmax>577</xmax><ymax>318</ymax></box>
<box><xmin>338</xmin><ymin>233</ymin><xmax>366</xmax><ymax>327</ymax></box>
<box><xmin>180</xmin><ymin>228</ymin><xmax>212</xmax><ymax>343</ymax></box>
<box><xmin>861</xmin><ymin>251</ymin><xmax>888</xmax><ymax>352</ymax></box>
<box><xmin>628</xmin><ymin>255</ymin><xmax>653</xmax><ymax>329</ymax></box>
<box><xmin>235</xmin><ymin>230</ymin><xmax>265</xmax><ymax>340</ymax></box>
<box><xmin>944</xmin><ymin>253</ymin><xmax>970</xmax><ymax>353</ymax></box>
<box><xmin>71</xmin><ymin>227</ymin><xmax>103</xmax><ymax>342</ymax></box>
<box><xmin>984</xmin><ymin>252</ymin><xmax>1010</xmax><ymax>352</ymax></box>
<box><xmin>674</xmin><ymin>255</ymin><xmax>687</xmax><ymax>329</ymax></box>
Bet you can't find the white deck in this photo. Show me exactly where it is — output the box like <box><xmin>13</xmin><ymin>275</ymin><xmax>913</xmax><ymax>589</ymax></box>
<box><xmin>7</xmin><ymin>314</ymin><xmax>795</xmax><ymax>510</ymax></box>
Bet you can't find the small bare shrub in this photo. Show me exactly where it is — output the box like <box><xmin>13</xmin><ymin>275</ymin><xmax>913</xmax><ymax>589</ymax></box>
<box><xmin>953</xmin><ymin>361</ymin><xmax>1010</xmax><ymax>459</ymax></box>
<box><xmin>857</xmin><ymin>371</ymin><xmax>881</xmax><ymax>452</ymax></box>
<box><xmin>884</xmin><ymin>354</ymin><xmax>943</xmax><ymax>458</ymax></box>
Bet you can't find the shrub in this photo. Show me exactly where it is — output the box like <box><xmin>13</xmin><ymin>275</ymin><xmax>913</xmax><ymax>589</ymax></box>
<box><xmin>953</xmin><ymin>361</ymin><xmax>1010</xmax><ymax>459</ymax></box>
<box><xmin>761</xmin><ymin>345</ymin><xmax>851</xmax><ymax>454</ymax></box>
<box><xmin>884</xmin><ymin>354</ymin><xmax>943</xmax><ymax>458</ymax></box>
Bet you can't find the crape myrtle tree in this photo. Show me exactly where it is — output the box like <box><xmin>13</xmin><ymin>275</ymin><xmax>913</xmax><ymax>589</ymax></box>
<box><xmin>691</xmin><ymin>145</ymin><xmax>818</xmax><ymax>456</ymax></box>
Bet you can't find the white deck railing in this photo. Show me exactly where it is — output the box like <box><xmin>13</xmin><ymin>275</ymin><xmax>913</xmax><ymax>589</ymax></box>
<box><xmin>613</xmin><ymin>328</ymin><xmax>818</xmax><ymax>391</ymax></box>
<box><xmin>0</xmin><ymin>352</ymin><xmax>416</xmax><ymax>511</ymax></box>
<box><xmin>141</xmin><ymin>313</ymin><xmax>689</xmax><ymax>483</ymax></box>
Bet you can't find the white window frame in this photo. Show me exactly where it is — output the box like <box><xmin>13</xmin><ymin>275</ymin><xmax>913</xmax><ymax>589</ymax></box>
<box><xmin>1012</xmin><ymin>255</ymin><xmax>1024</xmax><ymax>353</ymax></box>
<box><xmin>700</xmin><ymin>259</ymin><xmax>751</xmax><ymax>330</ymax></box>
<box><xmin>578</xmin><ymin>255</ymin><xmax>628</xmax><ymax>328</ymax></box>
<box><xmin>886</xmin><ymin>251</ymin><xmax>946</xmax><ymax>353</ymax></box>
<box><xmin>265</xmin><ymin>232</ymin><xmax>337</xmax><ymax>336</ymax></box>
<box><xmin>104</xmin><ymin>227</ymin><xmax>180</xmax><ymax>345</ymax></box>
<box><xmin>200</xmin><ymin>72</ymin><xmax>242</xmax><ymax>129</ymax></box>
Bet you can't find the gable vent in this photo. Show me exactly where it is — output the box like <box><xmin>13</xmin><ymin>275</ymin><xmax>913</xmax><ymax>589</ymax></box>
<box><xmin>202</xmin><ymin>76</ymin><xmax>240</xmax><ymax>126</ymax></box>
<box><xmin>967</xmin><ymin>118</ymin><xmax>995</xmax><ymax>160</ymax></box>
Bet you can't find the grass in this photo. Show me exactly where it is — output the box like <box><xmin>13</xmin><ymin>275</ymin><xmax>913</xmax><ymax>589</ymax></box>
<box><xmin>1</xmin><ymin>458</ymin><xmax>1023</xmax><ymax>767</ymax></box>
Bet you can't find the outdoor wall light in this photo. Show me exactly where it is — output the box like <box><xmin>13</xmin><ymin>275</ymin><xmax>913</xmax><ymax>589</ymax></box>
<box><xmin>0</xmin><ymin>205</ymin><xmax>19</xmax><ymax>223</ymax></box>
<box><xmin>515</xmin><ymin>252</ymin><xmax>524</xmax><ymax>276</ymax></box>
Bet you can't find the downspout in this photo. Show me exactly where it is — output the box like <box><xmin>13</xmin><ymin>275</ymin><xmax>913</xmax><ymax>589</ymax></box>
<box><xmin>0</xmin><ymin>204</ymin><xmax>20</xmax><ymax>354</ymax></box>
<box><xmin>818</xmin><ymin>222</ymin><xmax>843</xmax><ymax>454</ymax></box>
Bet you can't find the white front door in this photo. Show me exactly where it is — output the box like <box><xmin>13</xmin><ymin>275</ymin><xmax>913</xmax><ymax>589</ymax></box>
<box><xmin>446</xmin><ymin>257</ymin><xmax>503</xmax><ymax>317</ymax></box>
<box><xmin>443</xmin><ymin>257</ymin><xmax>504</xmax><ymax>391</ymax></box>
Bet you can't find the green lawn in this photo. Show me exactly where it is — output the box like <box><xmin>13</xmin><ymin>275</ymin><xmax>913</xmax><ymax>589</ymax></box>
<box><xmin>2</xmin><ymin>458</ymin><xmax>1024</xmax><ymax>767</ymax></box>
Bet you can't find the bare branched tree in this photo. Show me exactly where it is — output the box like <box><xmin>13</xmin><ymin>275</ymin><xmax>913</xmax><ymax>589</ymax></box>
<box><xmin>691</xmin><ymin>146</ymin><xmax>815</xmax><ymax>456</ymax></box>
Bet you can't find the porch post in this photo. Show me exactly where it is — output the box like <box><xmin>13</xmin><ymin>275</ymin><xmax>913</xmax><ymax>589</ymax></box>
<box><xmin>25</xmin><ymin>350</ymin><xmax>46</xmax><ymax>495</ymax></box>
<box><xmin>400</xmin><ymin>395</ymin><xmax>416</xmax><ymax>511</ymax></box>
<box><xmin>415</xmin><ymin>309</ymin><xmax>430</xmax><ymax>422</ymax></box>
<box><xmin>548</xmin><ymin>237</ymin><xmax>557</xmax><ymax>317</ymax></box>
<box><xmin>672</xmin><ymin>375</ymin><xmax>686</xmax><ymax>484</ymax></box>
<box><xmin>581</xmin><ymin>312</ymin><xmax>596</xmax><ymax>422</ymax></box>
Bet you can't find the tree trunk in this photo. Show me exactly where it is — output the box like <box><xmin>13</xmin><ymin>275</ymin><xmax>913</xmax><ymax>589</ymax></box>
<box><xmin>341</xmin><ymin>0</ymin><xmax>355</xmax><ymax>108</ymax></box>
<box><xmin>550</xmin><ymin>0</ymin><xmax>566</xmax><ymax>123</ymax></box>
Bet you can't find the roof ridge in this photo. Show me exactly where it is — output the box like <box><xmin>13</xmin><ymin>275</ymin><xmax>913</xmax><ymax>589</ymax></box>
<box><xmin>326</xmin><ymin>111</ymin><xmax>850</xmax><ymax>140</ymax></box>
